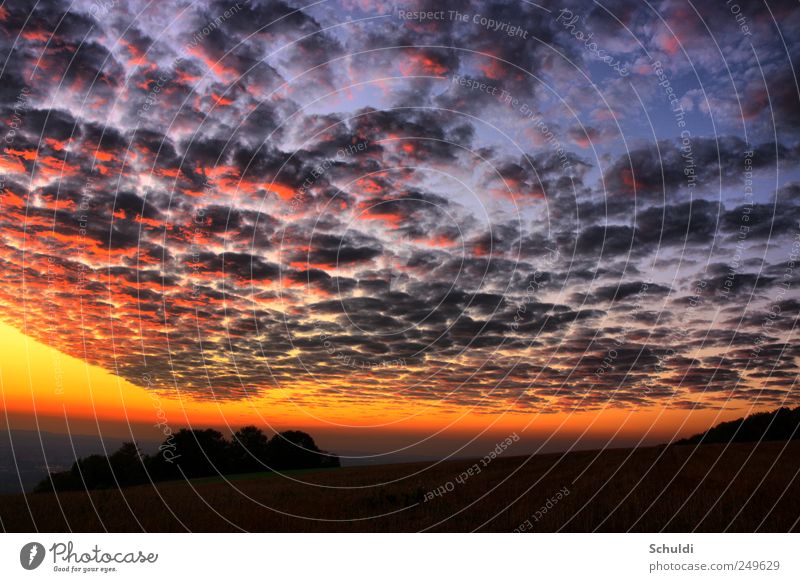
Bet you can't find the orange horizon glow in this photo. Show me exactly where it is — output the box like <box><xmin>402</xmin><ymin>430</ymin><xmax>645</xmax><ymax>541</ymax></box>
<box><xmin>0</xmin><ymin>320</ymin><xmax>755</xmax><ymax>453</ymax></box>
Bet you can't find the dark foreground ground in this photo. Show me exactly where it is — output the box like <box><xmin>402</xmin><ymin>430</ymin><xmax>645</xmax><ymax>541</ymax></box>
<box><xmin>1</xmin><ymin>441</ymin><xmax>798</xmax><ymax>532</ymax></box>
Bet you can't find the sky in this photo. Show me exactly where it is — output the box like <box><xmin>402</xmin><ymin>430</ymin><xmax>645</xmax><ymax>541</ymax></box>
<box><xmin>0</xmin><ymin>0</ymin><xmax>798</xmax><ymax>458</ymax></box>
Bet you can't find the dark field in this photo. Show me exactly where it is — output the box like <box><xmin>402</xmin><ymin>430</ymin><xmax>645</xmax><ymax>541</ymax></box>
<box><xmin>2</xmin><ymin>442</ymin><xmax>799</xmax><ymax>532</ymax></box>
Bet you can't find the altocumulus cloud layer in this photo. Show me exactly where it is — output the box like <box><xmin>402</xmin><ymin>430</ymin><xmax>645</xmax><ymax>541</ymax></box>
<box><xmin>0</xmin><ymin>0</ymin><xmax>799</xmax><ymax>415</ymax></box>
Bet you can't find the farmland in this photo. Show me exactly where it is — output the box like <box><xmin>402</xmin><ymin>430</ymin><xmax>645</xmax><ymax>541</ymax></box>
<box><xmin>2</xmin><ymin>441</ymin><xmax>798</xmax><ymax>532</ymax></box>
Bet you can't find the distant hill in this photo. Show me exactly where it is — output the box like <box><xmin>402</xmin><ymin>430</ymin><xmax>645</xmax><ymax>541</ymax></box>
<box><xmin>0</xmin><ymin>430</ymin><xmax>147</xmax><ymax>494</ymax></box>
<box><xmin>674</xmin><ymin>406</ymin><xmax>800</xmax><ymax>446</ymax></box>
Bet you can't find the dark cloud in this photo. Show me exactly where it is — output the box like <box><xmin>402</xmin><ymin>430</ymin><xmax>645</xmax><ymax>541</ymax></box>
<box><xmin>604</xmin><ymin>137</ymin><xmax>800</xmax><ymax>200</ymax></box>
<box><xmin>0</xmin><ymin>0</ymin><xmax>797</xmax><ymax>415</ymax></box>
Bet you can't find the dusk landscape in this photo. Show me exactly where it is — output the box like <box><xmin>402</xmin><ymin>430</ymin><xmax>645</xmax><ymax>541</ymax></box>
<box><xmin>0</xmin><ymin>0</ymin><xmax>799</xmax><ymax>533</ymax></box>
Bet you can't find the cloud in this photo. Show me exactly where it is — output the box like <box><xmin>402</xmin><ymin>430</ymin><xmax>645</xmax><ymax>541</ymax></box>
<box><xmin>0</xmin><ymin>0</ymin><xmax>797</xmax><ymax>415</ymax></box>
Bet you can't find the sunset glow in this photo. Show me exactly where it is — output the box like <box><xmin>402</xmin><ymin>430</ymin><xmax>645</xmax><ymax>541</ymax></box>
<box><xmin>0</xmin><ymin>0</ymin><xmax>798</xmax><ymax>460</ymax></box>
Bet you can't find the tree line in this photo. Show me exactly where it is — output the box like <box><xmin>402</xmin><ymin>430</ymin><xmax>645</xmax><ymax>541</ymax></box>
<box><xmin>34</xmin><ymin>426</ymin><xmax>340</xmax><ymax>492</ymax></box>
<box><xmin>674</xmin><ymin>406</ymin><xmax>800</xmax><ymax>445</ymax></box>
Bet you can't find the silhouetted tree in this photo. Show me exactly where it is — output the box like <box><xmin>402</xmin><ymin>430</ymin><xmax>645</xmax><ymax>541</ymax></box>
<box><xmin>320</xmin><ymin>450</ymin><xmax>341</xmax><ymax>468</ymax></box>
<box><xmin>35</xmin><ymin>426</ymin><xmax>340</xmax><ymax>493</ymax></box>
<box><xmin>166</xmin><ymin>428</ymin><xmax>229</xmax><ymax>478</ymax></box>
<box><xmin>230</xmin><ymin>426</ymin><xmax>270</xmax><ymax>473</ymax></box>
<box><xmin>267</xmin><ymin>430</ymin><xmax>338</xmax><ymax>470</ymax></box>
<box><xmin>109</xmin><ymin>442</ymin><xmax>148</xmax><ymax>486</ymax></box>
<box><xmin>33</xmin><ymin>469</ymin><xmax>80</xmax><ymax>493</ymax></box>
<box><xmin>74</xmin><ymin>454</ymin><xmax>115</xmax><ymax>489</ymax></box>
<box><xmin>675</xmin><ymin>406</ymin><xmax>800</xmax><ymax>445</ymax></box>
